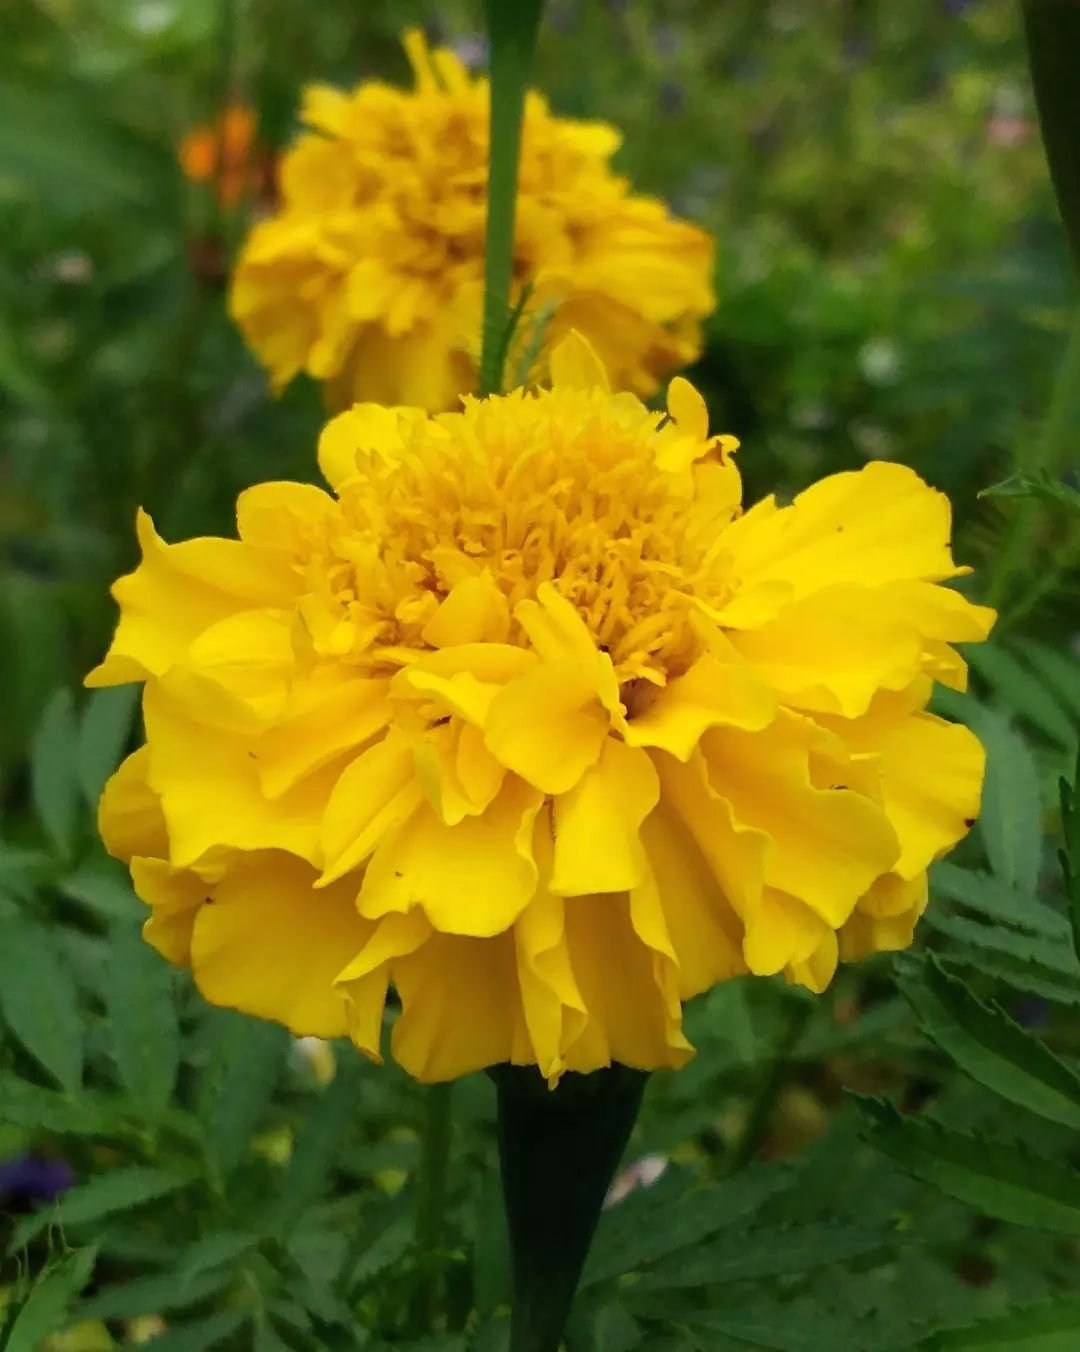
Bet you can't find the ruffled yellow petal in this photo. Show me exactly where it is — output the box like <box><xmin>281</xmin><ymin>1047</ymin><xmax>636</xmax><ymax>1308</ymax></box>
<box><xmin>190</xmin><ymin>855</ymin><xmax>371</xmax><ymax>1038</ymax></box>
<box><xmin>320</xmin><ymin>732</ymin><xmax>425</xmax><ymax>885</ymax></box>
<box><xmin>703</xmin><ymin>714</ymin><xmax>900</xmax><ymax>927</ymax></box>
<box><xmin>728</xmin><ymin>585</ymin><xmax>923</xmax><ymax>718</ymax></box>
<box><xmin>87</xmin><ymin>510</ymin><xmax>299</xmax><ymax>687</ymax></box>
<box><xmin>561</xmin><ymin>894</ymin><xmax>693</xmax><ymax>1074</ymax></box>
<box><xmin>485</xmin><ymin>660</ymin><xmax>612</xmax><ymax>795</ymax></box>
<box><xmin>724</xmin><ymin>461</ymin><xmax>965</xmax><ymax>604</ymax></box>
<box><xmin>144</xmin><ymin>683</ymin><xmax>337</xmax><ymax>870</ymax></box>
<box><xmin>624</xmin><ymin>651</ymin><xmax>776</xmax><ymax>759</ymax></box>
<box><xmin>550</xmin><ymin>738</ymin><xmax>658</xmax><ymax>895</ymax></box>
<box><xmin>359</xmin><ymin>774</ymin><xmax>544</xmax><ymax>936</ymax></box>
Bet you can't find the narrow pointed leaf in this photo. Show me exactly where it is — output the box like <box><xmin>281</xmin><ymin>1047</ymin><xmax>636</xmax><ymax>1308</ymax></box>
<box><xmin>0</xmin><ymin>918</ymin><xmax>84</xmax><ymax>1092</ymax></box>
<box><xmin>107</xmin><ymin>921</ymin><xmax>179</xmax><ymax>1119</ymax></box>
<box><xmin>899</xmin><ymin>954</ymin><xmax>1080</xmax><ymax>1128</ymax></box>
<box><xmin>858</xmin><ymin>1098</ymin><xmax>1080</xmax><ymax>1233</ymax></box>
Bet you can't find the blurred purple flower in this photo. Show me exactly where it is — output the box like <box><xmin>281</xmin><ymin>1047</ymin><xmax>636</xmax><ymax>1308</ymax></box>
<box><xmin>943</xmin><ymin>0</ymin><xmax>974</xmax><ymax>12</ymax></box>
<box><xmin>0</xmin><ymin>1154</ymin><xmax>75</xmax><ymax>1204</ymax></box>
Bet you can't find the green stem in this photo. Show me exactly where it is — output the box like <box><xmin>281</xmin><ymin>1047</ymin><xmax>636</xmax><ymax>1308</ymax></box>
<box><xmin>412</xmin><ymin>1080</ymin><xmax>454</xmax><ymax>1329</ymax></box>
<box><xmin>479</xmin><ymin>0</ymin><xmax>544</xmax><ymax>397</ymax></box>
<box><xmin>722</xmin><ymin>997</ymin><xmax>811</xmax><ymax>1177</ymax></box>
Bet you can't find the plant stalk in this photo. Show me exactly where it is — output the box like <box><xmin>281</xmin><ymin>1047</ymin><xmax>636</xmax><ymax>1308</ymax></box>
<box><xmin>479</xmin><ymin>0</ymin><xmax>544</xmax><ymax>397</ymax></box>
<box><xmin>412</xmin><ymin>1079</ymin><xmax>454</xmax><ymax>1328</ymax></box>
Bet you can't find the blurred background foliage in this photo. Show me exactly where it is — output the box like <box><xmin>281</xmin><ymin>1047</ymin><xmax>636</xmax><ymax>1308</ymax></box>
<box><xmin>1</xmin><ymin>0</ymin><xmax>1080</xmax><ymax>1348</ymax></box>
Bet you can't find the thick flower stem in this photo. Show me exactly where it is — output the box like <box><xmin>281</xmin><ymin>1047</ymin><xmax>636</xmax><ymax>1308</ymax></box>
<box><xmin>479</xmin><ymin>0</ymin><xmax>545</xmax><ymax>396</ymax></box>
<box><xmin>412</xmin><ymin>1080</ymin><xmax>454</xmax><ymax>1328</ymax></box>
<box><xmin>492</xmin><ymin>1064</ymin><xmax>648</xmax><ymax>1352</ymax></box>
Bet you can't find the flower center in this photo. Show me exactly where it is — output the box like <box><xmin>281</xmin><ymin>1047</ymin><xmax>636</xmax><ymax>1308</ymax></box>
<box><xmin>305</xmin><ymin>391</ymin><xmax>740</xmax><ymax>687</ymax></box>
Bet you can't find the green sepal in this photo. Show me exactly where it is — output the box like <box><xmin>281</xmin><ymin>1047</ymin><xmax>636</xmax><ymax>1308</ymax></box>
<box><xmin>491</xmin><ymin>1063</ymin><xmax>648</xmax><ymax>1352</ymax></box>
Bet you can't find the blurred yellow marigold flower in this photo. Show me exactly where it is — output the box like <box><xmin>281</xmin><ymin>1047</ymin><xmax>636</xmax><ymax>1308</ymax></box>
<box><xmin>179</xmin><ymin>103</ymin><xmax>261</xmax><ymax>208</ymax></box>
<box><xmin>89</xmin><ymin>334</ymin><xmax>992</xmax><ymax>1085</ymax></box>
<box><xmin>228</xmin><ymin>29</ymin><xmax>714</xmax><ymax>411</ymax></box>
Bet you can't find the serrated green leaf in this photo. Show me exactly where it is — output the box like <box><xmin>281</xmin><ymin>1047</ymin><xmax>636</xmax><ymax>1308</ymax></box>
<box><xmin>75</xmin><ymin>685</ymin><xmax>138</xmax><ymax>807</ymax></box>
<box><xmin>966</xmin><ymin>644</ymin><xmax>1077</xmax><ymax>748</ymax></box>
<box><xmin>900</xmin><ymin>954</ymin><xmax>1080</xmax><ymax>1128</ymax></box>
<box><xmin>348</xmin><ymin>1214</ymin><xmax>412</xmax><ymax>1288</ymax></box>
<box><xmin>592</xmin><ymin>1304</ymin><xmax>642</xmax><ymax>1352</ymax></box>
<box><xmin>76</xmin><ymin>1266</ymin><xmax>232</xmax><ymax>1321</ymax></box>
<box><xmin>177</xmin><ymin>1230</ymin><xmax>259</xmax><ymax>1286</ymax></box>
<box><xmin>0</xmin><ymin>1075</ymin><xmax>116</xmax><ymax>1136</ymax></box>
<box><xmin>1022</xmin><ymin>640</ymin><xmax>1080</xmax><ymax>722</ymax></box>
<box><xmin>8</xmin><ymin>1164</ymin><xmax>198</xmax><ymax>1251</ymax></box>
<box><xmin>198</xmin><ymin>1011</ymin><xmax>289</xmax><ymax>1174</ymax></box>
<box><xmin>977</xmin><ymin>715</ymin><xmax>1043</xmax><ymax>895</ymax></box>
<box><xmin>107</xmin><ymin>922</ymin><xmax>179</xmax><ymax>1120</ymax></box>
<box><xmin>929</xmin><ymin>1293</ymin><xmax>1080</xmax><ymax>1349</ymax></box>
<box><xmin>674</xmin><ymin>1304</ymin><xmax>856</xmax><ymax>1352</ymax></box>
<box><xmin>271</xmin><ymin>1058</ymin><xmax>360</xmax><ymax>1232</ymax></box>
<box><xmin>930</xmin><ymin>862</ymin><xmax>1067</xmax><ymax>940</ymax></box>
<box><xmin>631</xmin><ymin>1221</ymin><xmax>892</xmax><ymax>1293</ymax></box>
<box><xmin>0</xmin><ymin>918</ymin><xmax>84</xmax><ymax>1092</ymax></box>
<box><xmin>582</xmin><ymin>1163</ymin><xmax>792</xmax><ymax>1288</ymax></box>
<box><xmin>923</xmin><ymin>909</ymin><xmax>1080</xmax><ymax>980</ymax></box>
<box><xmin>30</xmin><ymin>689</ymin><xmax>82</xmax><ymax>860</ymax></box>
<box><xmin>857</xmin><ymin>1098</ymin><xmax>1080</xmax><ymax>1233</ymax></box>
<box><xmin>3</xmin><ymin>1246</ymin><xmax>97</xmax><ymax>1351</ymax></box>
<box><xmin>118</xmin><ymin>1309</ymin><xmax>248</xmax><ymax>1352</ymax></box>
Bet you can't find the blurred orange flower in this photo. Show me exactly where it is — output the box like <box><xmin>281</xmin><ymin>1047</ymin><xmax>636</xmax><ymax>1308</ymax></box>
<box><xmin>179</xmin><ymin>103</ymin><xmax>261</xmax><ymax>207</ymax></box>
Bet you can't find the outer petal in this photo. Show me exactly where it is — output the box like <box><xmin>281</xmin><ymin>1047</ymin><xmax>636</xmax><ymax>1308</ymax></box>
<box><xmin>190</xmin><ymin>855</ymin><xmax>372</xmax><ymax>1038</ymax></box>
<box><xmin>99</xmin><ymin>747</ymin><xmax>168</xmax><ymax>862</ymax></box>
<box><xmin>723</xmin><ymin>461</ymin><xmax>965</xmax><ymax>604</ymax></box>
<box><xmin>550</xmin><ymin>738</ymin><xmax>659</xmax><ymax>896</ymax></box>
<box><xmin>561</xmin><ymin>894</ymin><xmax>693</xmax><ymax>1074</ymax></box>
<box><xmin>728</xmin><ymin>585</ymin><xmax>923</xmax><ymax>718</ymax></box>
<box><xmin>336</xmin><ymin>908</ymin><xmax>433</xmax><ymax>1060</ymax></box>
<box><xmin>391</xmin><ymin>930</ymin><xmax>522</xmax><ymax>1082</ymax></box>
<box><xmin>702</xmin><ymin>714</ymin><xmax>900</xmax><ymax>927</ymax></box>
<box><xmin>87</xmin><ymin>510</ymin><xmax>299</xmax><ymax>687</ymax></box>
<box><xmin>143</xmin><ymin>682</ymin><xmax>338</xmax><ymax>869</ymax></box>
<box><xmin>638</xmin><ymin>798</ymin><xmax>745</xmax><ymax>999</ymax></box>
<box><xmin>514</xmin><ymin>814</ymin><xmax>589</xmax><ymax>1084</ymax></box>
<box><xmin>359</xmin><ymin>775</ymin><xmax>544</xmax><ymax>936</ymax></box>
<box><xmin>873</xmin><ymin>714</ymin><xmax>986</xmax><ymax>878</ymax></box>
<box><xmin>236</xmin><ymin>481</ymin><xmax>340</xmax><ymax>553</ymax></box>
<box><xmin>743</xmin><ymin>889</ymin><xmax>828</xmax><ymax>977</ymax></box>
<box><xmin>839</xmin><ymin>872</ymin><xmax>929</xmax><ymax>961</ymax></box>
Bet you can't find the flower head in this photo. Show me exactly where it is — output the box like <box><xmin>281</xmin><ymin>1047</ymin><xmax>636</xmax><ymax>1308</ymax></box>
<box><xmin>228</xmin><ymin>30</ymin><xmax>714</xmax><ymax>411</ymax></box>
<box><xmin>179</xmin><ymin>103</ymin><xmax>263</xmax><ymax>208</ymax></box>
<box><xmin>89</xmin><ymin>335</ymin><xmax>993</xmax><ymax>1084</ymax></box>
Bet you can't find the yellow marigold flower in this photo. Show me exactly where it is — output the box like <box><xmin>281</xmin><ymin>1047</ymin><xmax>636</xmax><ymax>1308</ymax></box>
<box><xmin>88</xmin><ymin>334</ymin><xmax>993</xmax><ymax>1085</ymax></box>
<box><xmin>179</xmin><ymin>103</ymin><xmax>261</xmax><ymax>208</ymax></box>
<box><xmin>228</xmin><ymin>30</ymin><xmax>714</xmax><ymax>411</ymax></box>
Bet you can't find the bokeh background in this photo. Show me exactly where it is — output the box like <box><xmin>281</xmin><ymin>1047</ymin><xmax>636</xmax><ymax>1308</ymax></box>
<box><xmin>2</xmin><ymin>2</ymin><xmax>1080</xmax><ymax>1349</ymax></box>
